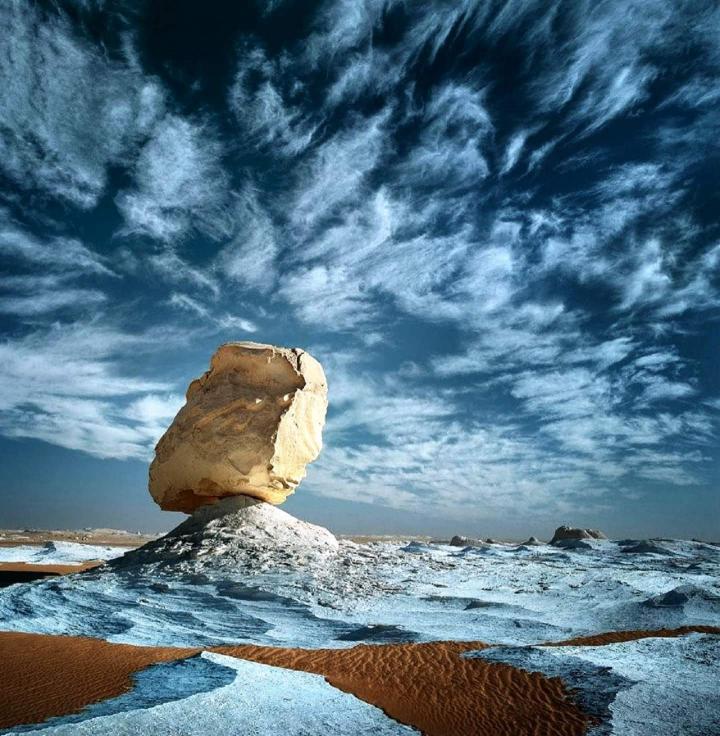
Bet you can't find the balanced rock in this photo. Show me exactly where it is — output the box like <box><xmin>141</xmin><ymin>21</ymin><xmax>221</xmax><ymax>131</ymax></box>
<box><xmin>550</xmin><ymin>525</ymin><xmax>607</xmax><ymax>545</ymax></box>
<box><xmin>149</xmin><ymin>342</ymin><xmax>328</xmax><ymax>513</ymax></box>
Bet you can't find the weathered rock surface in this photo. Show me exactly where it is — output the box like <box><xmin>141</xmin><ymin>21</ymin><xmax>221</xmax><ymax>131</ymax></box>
<box><xmin>550</xmin><ymin>525</ymin><xmax>607</xmax><ymax>545</ymax></box>
<box><xmin>553</xmin><ymin>539</ymin><xmax>593</xmax><ymax>550</ymax></box>
<box><xmin>450</xmin><ymin>535</ymin><xmax>489</xmax><ymax>549</ymax></box>
<box><xmin>621</xmin><ymin>540</ymin><xmax>674</xmax><ymax>555</ymax></box>
<box><xmin>643</xmin><ymin>584</ymin><xmax>720</xmax><ymax>608</ymax></box>
<box><xmin>114</xmin><ymin>495</ymin><xmax>339</xmax><ymax>570</ymax></box>
<box><xmin>522</xmin><ymin>536</ymin><xmax>543</xmax><ymax>546</ymax></box>
<box><xmin>149</xmin><ymin>342</ymin><xmax>328</xmax><ymax>513</ymax></box>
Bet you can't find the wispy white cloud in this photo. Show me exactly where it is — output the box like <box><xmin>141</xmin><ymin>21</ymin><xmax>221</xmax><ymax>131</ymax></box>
<box><xmin>304</xmin><ymin>0</ymin><xmax>392</xmax><ymax>62</ymax></box>
<box><xmin>532</xmin><ymin>1</ymin><xmax>663</xmax><ymax>133</ymax></box>
<box><xmin>147</xmin><ymin>249</ymin><xmax>220</xmax><ymax>298</ymax></box>
<box><xmin>116</xmin><ymin>115</ymin><xmax>232</xmax><ymax>242</ymax></box>
<box><xmin>304</xmin><ymin>350</ymin><xmax>627</xmax><ymax>519</ymax></box>
<box><xmin>0</xmin><ymin>288</ymin><xmax>106</xmax><ymax>316</ymax></box>
<box><xmin>217</xmin><ymin>187</ymin><xmax>278</xmax><ymax>293</ymax></box>
<box><xmin>638</xmin><ymin>377</ymin><xmax>696</xmax><ymax>403</ymax></box>
<box><xmin>0</xmin><ymin>321</ymin><xmax>184</xmax><ymax>459</ymax></box>
<box><xmin>657</xmin><ymin>242</ymin><xmax>720</xmax><ymax>318</ymax></box>
<box><xmin>399</xmin><ymin>82</ymin><xmax>493</xmax><ymax>187</ymax></box>
<box><xmin>0</xmin><ymin>216</ymin><xmax>116</xmax><ymax>276</ymax></box>
<box><xmin>123</xmin><ymin>393</ymin><xmax>185</xmax><ymax>446</ymax></box>
<box><xmin>278</xmin><ymin>264</ymin><xmax>370</xmax><ymax>329</ymax></box>
<box><xmin>168</xmin><ymin>293</ymin><xmax>257</xmax><ymax>333</ymax></box>
<box><xmin>281</xmin><ymin>189</ymin><xmax>477</xmax><ymax>328</ymax></box>
<box><xmin>500</xmin><ymin>130</ymin><xmax>532</xmax><ymax>175</ymax></box>
<box><xmin>325</xmin><ymin>49</ymin><xmax>397</xmax><ymax>105</ymax></box>
<box><xmin>0</xmin><ymin>0</ymin><xmax>165</xmax><ymax>208</ymax></box>
<box><xmin>0</xmin><ymin>213</ymin><xmax>116</xmax><ymax>319</ymax></box>
<box><xmin>1</xmin><ymin>0</ymin><xmax>717</xmax><ymax>524</ymax></box>
<box><xmin>230</xmin><ymin>46</ymin><xmax>317</xmax><ymax>155</ymax></box>
<box><xmin>618</xmin><ymin>239</ymin><xmax>673</xmax><ymax>311</ymax></box>
<box><xmin>0</xmin><ymin>1</ymin><xmax>237</xmax><ymax>247</ymax></box>
<box><xmin>290</xmin><ymin>110</ymin><xmax>389</xmax><ymax>235</ymax></box>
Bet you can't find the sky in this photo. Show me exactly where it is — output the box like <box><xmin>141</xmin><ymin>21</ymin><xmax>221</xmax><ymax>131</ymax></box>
<box><xmin>0</xmin><ymin>0</ymin><xmax>718</xmax><ymax>539</ymax></box>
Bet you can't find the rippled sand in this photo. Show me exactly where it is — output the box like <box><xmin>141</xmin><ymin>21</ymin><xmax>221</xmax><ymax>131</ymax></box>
<box><xmin>2</xmin><ymin>627</ymin><xmax>717</xmax><ymax>735</ymax></box>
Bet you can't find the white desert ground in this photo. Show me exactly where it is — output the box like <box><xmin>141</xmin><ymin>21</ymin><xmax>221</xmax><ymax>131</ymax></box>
<box><xmin>1</xmin><ymin>344</ymin><xmax>718</xmax><ymax>736</ymax></box>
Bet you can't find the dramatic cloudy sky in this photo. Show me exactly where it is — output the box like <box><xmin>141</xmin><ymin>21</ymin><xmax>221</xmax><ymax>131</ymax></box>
<box><xmin>1</xmin><ymin>0</ymin><xmax>718</xmax><ymax>538</ymax></box>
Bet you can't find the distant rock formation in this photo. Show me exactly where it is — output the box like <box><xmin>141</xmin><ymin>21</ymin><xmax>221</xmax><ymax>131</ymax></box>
<box><xmin>449</xmin><ymin>535</ymin><xmax>489</xmax><ymax>548</ymax></box>
<box><xmin>620</xmin><ymin>540</ymin><xmax>673</xmax><ymax>555</ymax></box>
<box><xmin>643</xmin><ymin>584</ymin><xmax>720</xmax><ymax>608</ymax></box>
<box><xmin>550</xmin><ymin>526</ymin><xmax>607</xmax><ymax>545</ymax></box>
<box><xmin>552</xmin><ymin>539</ymin><xmax>592</xmax><ymax>550</ymax></box>
<box><xmin>149</xmin><ymin>342</ymin><xmax>328</xmax><ymax>513</ymax></box>
<box><xmin>522</xmin><ymin>536</ymin><xmax>543</xmax><ymax>546</ymax></box>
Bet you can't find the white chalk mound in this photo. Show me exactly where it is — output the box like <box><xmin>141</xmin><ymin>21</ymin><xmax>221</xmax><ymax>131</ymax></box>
<box><xmin>117</xmin><ymin>495</ymin><xmax>339</xmax><ymax>569</ymax></box>
<box><xmin>149</xmin><ymin>342</ymin><xmax>328</xmax><ymax>513</ymax></box>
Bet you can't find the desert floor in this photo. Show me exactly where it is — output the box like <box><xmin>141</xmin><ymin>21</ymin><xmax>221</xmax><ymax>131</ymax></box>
<box><xmin>1</xmin><ymin>517</ymin><xmax>719</xmax><ymax>735</ymax></box>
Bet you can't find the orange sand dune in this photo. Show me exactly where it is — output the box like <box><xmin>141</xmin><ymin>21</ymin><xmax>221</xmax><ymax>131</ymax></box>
<box><xmin>0</xmin><ymin>632</ymin><xmax>198</xmax><ymax>730</ymax></box>
<box><xmin>0</xmin><ymin>562</ymin><xmax>101</xmax><ymax>575</ymax></box>
<box><xmin>1</xmin><ymin>626</ymin><xmax>717</xmax><ymax>735</ymax></box>
<box><xmin>0</xmin><ymin>562</ymin><xmax>103</xmax><ymax>587</ymax></box>
<box><xmin>217</xmin><ymin>640</ymin><xmax>593</xmax><ymax>736</ymax></box>
<box><xmin>549</xmin><ymin>625</ymin><xmax>720</xmax><ymax>647</ymax></box>
<box><xmin>0</xmin><ymin>633</ymin><xmax>591</xmax><ymax>735</ymax></box>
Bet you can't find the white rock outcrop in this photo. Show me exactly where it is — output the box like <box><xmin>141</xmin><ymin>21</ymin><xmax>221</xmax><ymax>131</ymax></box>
<box><xmin>149</xmin><ymin>342</ymin><xmax>327</xmax><ymax>513</ymax></box>
<box><xmin>550</xmin><ymin>526</ymin><xmax>607</xmax><ymax>545</ymax></box>
<box><xmin>116</xmin><ymin>495</ymin><xmax>339</xmax><ymax>570</ymax></box>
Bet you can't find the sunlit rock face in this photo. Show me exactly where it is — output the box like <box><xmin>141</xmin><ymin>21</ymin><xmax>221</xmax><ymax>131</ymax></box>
<box><xmin>550</xmin><ymin>526</ymin><xmax>607</xmax><ymax>545</ymax></box>
<box><xmin>149</xmin><ymin>342</ymin><xmax>328</xmax><ymax>513</ymax></box>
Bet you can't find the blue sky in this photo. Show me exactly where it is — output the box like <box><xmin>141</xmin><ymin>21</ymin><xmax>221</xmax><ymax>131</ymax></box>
<box><xmin>0</xmin><ymin>0</ymin><xmax>718</xmax><ymax>538</ymax></box>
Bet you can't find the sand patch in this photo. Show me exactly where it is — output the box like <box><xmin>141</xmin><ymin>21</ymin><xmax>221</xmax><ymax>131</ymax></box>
<box><xmin>0</xmin><ymin>531</ymin><xmax>155</xmax><ymax>548</ymax></box>
<box><xmin>0</xmin><ymin>562</ymin><xmax>101</xmax><ymax>574</ymax></box>
<box><xmin>0</xmin><ymin>562</ymin><xmax>103</xmax><ymax>587</ymax></box>
<box><xmin>217</xmin><ymin>640</ymin><xmax>593</xmax><ymax>736</ymax></box>
<box><xmin>0</xmin><ymin>633</ymin><xmax>591</xmax><ymax>735</ymax></box>
<box><xmin>1</xmin><ymin>627</ymin><xmax>717</xmax><ymax>734</ymax></box>
<box><xmin>0</xmin><ymin>633</ymin><xmax>198</xmax><ymax>729</ymax></box>
<box><xmin>549</xmin><ymin>625</ymin><xmax>720</xmax><ymax>647</ymax></box>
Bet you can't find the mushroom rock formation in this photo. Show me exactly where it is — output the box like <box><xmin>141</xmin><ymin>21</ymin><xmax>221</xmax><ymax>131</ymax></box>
<box><xmin>550</xmin><ymin>525</ymin><xmax>607</xmax><ymax>545</ymax></box>
<box><xmin>149</xmin><ymin>342</ymin><xmax>328</xmax><ymax>513</ymax></box>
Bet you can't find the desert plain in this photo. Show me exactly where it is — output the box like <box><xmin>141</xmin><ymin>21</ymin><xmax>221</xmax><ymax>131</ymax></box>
<box><xmin>0</xmin><ymin>343</ymin><xmax>718</xmax><ymax>736</ymax></box>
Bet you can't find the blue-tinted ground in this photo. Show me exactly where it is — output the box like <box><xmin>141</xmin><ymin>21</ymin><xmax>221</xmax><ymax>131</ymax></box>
<box><xmin>1</xmin><ymin>520</ymin><xmax>719</xmax><ymax>735</ymax></box>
